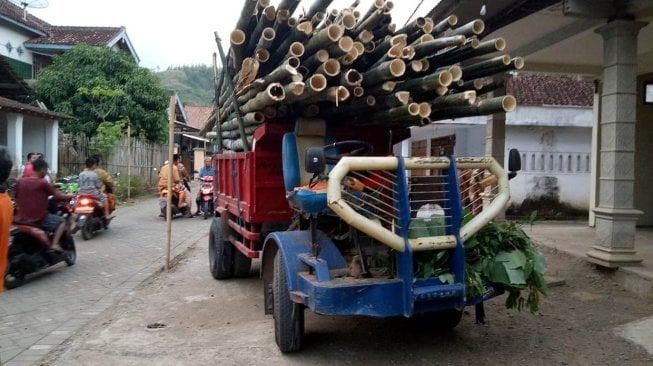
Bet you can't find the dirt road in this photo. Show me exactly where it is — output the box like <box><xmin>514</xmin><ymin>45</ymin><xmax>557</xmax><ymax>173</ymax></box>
<box><xmin>43</xmin><ymin>239</ymin><xmax>653</xmax><ymax>365</ymax></box>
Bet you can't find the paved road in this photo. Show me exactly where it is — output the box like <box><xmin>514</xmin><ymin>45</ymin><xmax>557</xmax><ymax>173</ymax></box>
<box><xmin>0</xmin><ymin>189</ymin><xmax>211</xmax><ymax>366</ymax></box>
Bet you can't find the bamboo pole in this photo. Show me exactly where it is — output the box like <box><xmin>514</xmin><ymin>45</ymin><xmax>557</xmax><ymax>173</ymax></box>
<box><xmin>165</xmin><ymin>92</ymin><xmax>175</xmax><ymax>272</ymax></box>
<box><xmin>127</xmin><ymin>122</ymin><xmax>131</xmax><ymax>201</ymax></box>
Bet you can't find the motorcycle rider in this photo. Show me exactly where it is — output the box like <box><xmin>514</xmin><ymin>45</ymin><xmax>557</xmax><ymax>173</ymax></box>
<box><xmin>195</xmin><ymin>156</ymin><xmax>216</xmax><ymax>215</ymax></box>
<box><xmin>78</xmin><ymin>157</ymin><xmax>112</xmax><ymax>222</ymax></box>
<box><xmin>92</xmin><ymin>156</ymin><xmax>116</xmax><ymax>213</ymax></box>
<box><xmin>14</xmin><ymin>159</ymin><xmax>73</xmax><ymax>252</ymax></box>
<box><xmin>0</xmin><ymin>146</ymin><xmax>13</xmax><ymax>292</ymax></box>
<box><xmin>158</xmin><ymin>154</ymin><xmax>193</xmax><ymax>218</ymax></box>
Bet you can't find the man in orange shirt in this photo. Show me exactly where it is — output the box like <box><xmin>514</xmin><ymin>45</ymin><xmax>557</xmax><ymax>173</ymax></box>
<box><xmin>158</xmin><ymin>154</ymin><xmax>192</xmax><ymax>217</ymax></box>
<box><xmin>0</xmin><ymin>146</ymin><xmax>14</xmax><ymax>293</ymax></box>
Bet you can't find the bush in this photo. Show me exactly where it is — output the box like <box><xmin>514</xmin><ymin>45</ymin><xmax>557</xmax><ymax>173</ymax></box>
<box><xmin>114</xmin><ymin>175</ymin><xmax>146</xmax><ymax>202</ymax></box>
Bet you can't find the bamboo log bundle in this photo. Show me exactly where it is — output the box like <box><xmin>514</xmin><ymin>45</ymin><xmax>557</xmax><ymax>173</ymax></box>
<box><xmin>207</xmin><ymin>0</ymin><xmax>523</xmax><ymax>151</ymax></box>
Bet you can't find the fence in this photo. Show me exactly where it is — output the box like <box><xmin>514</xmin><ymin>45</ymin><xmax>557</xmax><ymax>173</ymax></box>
<box><xmin>518</xmin><ymin>150</ymin><xmax>591</xmax><ymax>174</ymax></box>
<box><xmin>58</xmin><ymin>134</ymin><xmax>168</xmax><ymax>187</ymax></box>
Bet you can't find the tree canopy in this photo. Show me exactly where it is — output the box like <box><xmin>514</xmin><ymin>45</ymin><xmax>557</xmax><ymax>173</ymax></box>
<box><xmin>33</xmin><ymin>44</ymin><xmax>169</xmax><ymax>143</ymax></box>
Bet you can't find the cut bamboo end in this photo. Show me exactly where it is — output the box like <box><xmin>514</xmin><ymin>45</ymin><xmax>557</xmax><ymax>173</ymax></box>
<box><xmin>297</xmin><ymin>21</ymin><xmax>313</xmax><ymax>34</ymax></box>
<box><xmin>495</xmin><ymin>37</ymin><xmax>506</xmax><ymax>51</ymax></box>
<box><xmin>262</xmin><ymin>27</ymin><xmax>275</xmax><ymax>42</ymax></box>
<box><xmin>499</xmin><ymin>54</ymin><xmax>511</xmax><ymax>65</ymax></box>
<box><xmin>286</xmin><ymin>57</ymin><xmax>300</xmax><ymax>69</ymax></box>
<box><xmin>471</xmin><ymin>19</ymin><xmax>485</xmax><ymax>34</ymax></box>
<box><xmin>317</xmin><ymin>59</ymin><xmax>341</xmax><ymax>77</ymax></box>
<box><xmin>358</xmin><ymin>30</ymin><xmax>374</xmax><ymax>43</ymax></box>
<box><xmin>258</xmin><ymin>0</ymin><xmax>270</xmax><ymax>8</ymax></box>
<box><xmin>502</xmin><ymin>95</ymin><xmax>517</xmax><ymax>112</ymax></box>
<box><xmin>230</xmin><ymin>29</ymin><xmax>246</xmax><ymax>46</ymax></box>
<box><xmin>308</xmin><ymin>74</ymin><xmax>327</xmax><ymax>92</ymax></box>
<box><xmin>289</xmin><ymin>42</ymin><xmax>305</xmax><ymax>58</ymax></box>
<box><xmin>436</xmin><ymin>86</ymin><xmax>448</xmax><ymax>96</ymax></box>
<box><xmin>366</xmin><ymin>95</ymin><xmax>376</xmax><ymax>106</ymax></box>
<box><xmin>285</xmin><ymin>81</ymin><xmax>305</xmax><ymax>96</ymax></box>
<box><xmin>387</xmin><ymin>23</ymin><xmax>396</xmax><ymax>33</ymax></box>
<box><xmin>314</xmin><ymin>49</ymin><xmax>330</xmax><ymax>63</ymax></box>
<box><xmin>418</xmin><ymin>102</ymin><xmax>431</xmax><ymax>118</ymax></box>
<box><xmin>396</xmin><ymin>91</ymin><xmax>410</xmax><ymax>104</ymax></box>
<box><xmin>407</xmin><ymin>103</ymin><xmax>420</xmax><ymax>116</ymax></box>
<box><xmin>297</xmin><ymin>65</ymin><xmax>309</xmax><ymax>78</ymax></box>
<box><xmin>256</xmin><ymin>48</ymin><xmax>270</xmax><ymax>63</ymax></box>
<box><xmin>414</xmin><ymin>17</ymin><xmax>426</xmax><ymax>29</ymax></box>
<box><xmin>337</xmin><ymin>36</ymin><xmax>354</xmax><ymax>53</ymax></box>
<box><xmin>469</xmin><ymin>37</ymin><xmax>480</xmax><ymax>48</ymax></box>
<box><xmin>417</xmin><ymin>34</ymin><xmax>434</xmax><ymax>44</ymax></box>
<box><xmin>334</xmin><ymin>86</ymin><xmax>350</xmax><ymax>102</ymax></box>
<box><xmin>343</xmin><ymin>69</ymin><xmax>363</xmax><ymax>85</ymax></box>
<box><xmin>448</xmin><ymin>65</ymin><xmax>462</xmax><ymax>82</ymax></box>
<box><xmin>447</xmin><ymin>15</ymin><xmax>458</xmax><ymax>27</ymax></box>
<box><xmin>327</xmin><ymin>24</ymin><xmax>345</xmax><ymax>42</ymax></box>
<box><xmin>251</xmin><ymin>111</ymin><xmax>265</xmax><ymax>123</ymax></box>
<box><xmin>402</xmin><ymin>46</ymin><xmax>415</xmax><ymax>60</ymax></box>
<box><xmin>422</xmin><ymin>21</ymin><xmax>433</xmax><ymax>34</ymax></box>
<box><xmin>268</xmin><ymin>83</ymin><xmax>285</xmax><ymax>100</ymax></box>
<box><xmin>391</xmin><ymin>34</ymin><xmax>408</xmax><ymax>47</ymax></box>
<box><xmin>464</xmin><ymin>90</ymin><xmax>477</xmax><ymax>105</ymax></box>
<box><xmin>353</xmin><ymin>86</ymin><xmax>364</xmax><ymax>97</ymax></box>
<box><xmin>438</xmin><ymin>71</ymin><xmax>453</xmax><ymax>87</ymax></box>
<box><xmin>262</xmin><ymin>5</ymin><xmax>276</xmax><ymax>20</ymax></box>
<box><xmin>288</xmin><ymin>17</ymin><xmax>297</xmax><ymax>27</ymax></box>
<box><xmin>342</xmin><ymin>12</ymin><xmax>356</xmax><ymax>30</ymax></box>
<box><xmin>512</xmin><ymin>57</ymin><xmax>525</xmax><ymax>69</ymax></box>
<box><xmin>410</xmin><ymin>60</ymin><xmax>423</xmax><ymax>73</ymax></box>
<box><xmin>420</xmin><ymin>58</ymin><xmax>430</xmax><ymax>71</ymax></box>
<box><xmin>384</xmin><ymin>1</ymin><xmax>394</xmax><ymax>12</ymax></box>
<box><xmin>389</xmin><ymin>59</ymin><xmax>406</xmax><ymax>77</ymax></box>
<box><xmin>364</xmin><ymin>41</ymin><xmax>375</xmax><ymax>53</ymax></box>
<box><xmin>277</xmin><ymin>9</ymin><xmax>290</xmax><ymax>22</ymax></box>
<box><xmin>352</xmin><ymin>41</ymin><xmax>365</xmax><ymax>55</ymax></box>
<box><xmin>387</xmin><ymin>43</ymin><xmax>403</xmax><ymax>59</ymax></box>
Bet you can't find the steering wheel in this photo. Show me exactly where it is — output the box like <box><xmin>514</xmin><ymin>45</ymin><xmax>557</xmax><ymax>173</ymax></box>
<box><xmin>323</xmin><ymin>140</ymin><xmax>374</xmax><ymax>164</ymax></box>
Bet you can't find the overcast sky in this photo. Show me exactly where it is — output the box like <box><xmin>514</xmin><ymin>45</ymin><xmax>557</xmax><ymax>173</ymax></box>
<box><xmin>28</xmin><ymin>0</ymin><xmax>442</xmax><ymax>71</ymax></box>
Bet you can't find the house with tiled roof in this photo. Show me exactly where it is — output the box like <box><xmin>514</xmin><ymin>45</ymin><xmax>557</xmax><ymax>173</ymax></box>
<box><xmin>0</xmin><ymin>0</ymin><xmax>136</xmax><ymax>175</ymax></box>
<box><xmin>182</xmin><ymin>103</ymin><xmax>212</xmax><ymax>173</ymax></box>
<box><xmin>409</xmin><ymin>73</ymin><xmax>595</xmax><ymax>217</ymax></box>
<box><xmin>0</xmin><ymin>0</ymin><xmax>138</xmax><ymax>80</ymax></box>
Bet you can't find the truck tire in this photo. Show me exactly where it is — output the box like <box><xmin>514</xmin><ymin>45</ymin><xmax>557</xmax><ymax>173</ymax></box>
<box><xmin>233</xmin><ymin>250</ymin><xmax>252</xmax><ymax>277</ymax></box>
<box><xmin>273</xmin><ymin>251</ymin><xmax>304</xmax><ymax>353</ymax></box>
<box><xmin>425</xmin><ymin>308</ymin><xmax>463</xmax><ymax>330</ymax></box>
<box><xmin>209</xmin><ymin>217</ymin><xmax>233</xmax><ymax>279</ymax></box>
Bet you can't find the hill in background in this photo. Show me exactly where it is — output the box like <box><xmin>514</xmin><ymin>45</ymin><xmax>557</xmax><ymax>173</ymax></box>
<box><xmin>156</xmin><ymin>64</ymin><xmax>214</xmax><ymax>106</ymax></box>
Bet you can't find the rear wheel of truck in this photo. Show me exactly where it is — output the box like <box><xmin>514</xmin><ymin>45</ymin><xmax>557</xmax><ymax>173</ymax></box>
<box><xmin>273</xmin><ymin>250</ymin><xmax>304</xmax><ymax>353</ymax></box>
<box><xmin>209</xmin><ymin>217</ymin><xmax>233</xmax><ymax>279</ymax></box>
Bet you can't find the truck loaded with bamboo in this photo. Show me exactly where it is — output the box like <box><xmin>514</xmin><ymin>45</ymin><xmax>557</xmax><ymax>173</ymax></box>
<box><xmin>204</xmin><ymin>0</ymin><xmax>546</xmax><ymax>323</ymax></box>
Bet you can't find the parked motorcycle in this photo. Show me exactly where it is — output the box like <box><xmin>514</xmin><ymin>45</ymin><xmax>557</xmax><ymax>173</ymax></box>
<box><xmin>55</xmin><ymin>174</ymin><xmax>79</xmax><ymax>194</ymax></box>
<box><xmin>159</xmin><ymin>186</ymin><xmax>191</xmax><ymax>218</ymax></box>
<box><xmin>198</xmin><ymin>176</ymin><xmax>214</xmax><ymax>219</ymax></box>
<box><xmin>4</xmin><ymin>199</ymin><xmax>76</xmax><ymax>289</ymax></box>
<box><xmin>74</xmin><ymin>195</ymin><xmax>112</xmax><ymax>240</ymax></box>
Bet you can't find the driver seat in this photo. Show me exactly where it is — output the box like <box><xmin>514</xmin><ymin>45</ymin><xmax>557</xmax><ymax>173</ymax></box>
<box><xmin>282</xmin><ymin>118</ymin><xmax>331</xmax><ymax>215</ymax></box>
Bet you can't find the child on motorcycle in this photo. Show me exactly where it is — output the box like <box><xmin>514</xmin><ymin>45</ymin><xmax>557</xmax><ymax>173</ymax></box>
<box><xmin>78</xmin><ymin>157</ymin><xmax>113</xmax><ymax>221</ymax></box>
<box><xmin>14</xmin><ymin>159</ymin><xmax>73</xmax><ymax>252</ymax></box>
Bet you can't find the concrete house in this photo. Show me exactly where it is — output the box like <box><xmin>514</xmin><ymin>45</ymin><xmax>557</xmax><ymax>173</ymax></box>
<box><xmin>410</xmin><ymin>74</ymin><xmax>595</xmax><ymax>217</ymax></box>
<box><xmin>0</xmin><ymin>0</ymin><xmax>138</xmax><ymax>175</ymax></box>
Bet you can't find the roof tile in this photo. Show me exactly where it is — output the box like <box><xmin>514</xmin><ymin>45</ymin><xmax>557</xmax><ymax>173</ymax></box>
<box><xmin>27</xmin><ymin>26</ymin><xmax>123</xmax><ymax>46</ymax></box>
<box><xmin>507</xmin><ymin>74</ymin><xmax>594</xmax><ymax>107</ymax></box>
<box><xmin>184</xmin><ymin>104</ymin><xmax>213</xmax><ymax>130</ymax></box>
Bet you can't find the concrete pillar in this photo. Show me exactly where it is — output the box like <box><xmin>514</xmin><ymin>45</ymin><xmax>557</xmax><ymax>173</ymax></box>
<box><xmin>587</xmin><ymin>20</ymin><xmax>647</xmax><ymax>268</ymax></box>
<box><xmin>45</xmin><ymin>119</ymin><xmax>59</xmax><ymax>178</ymax></box>
<box><xmin>589</xmin><ymin>81</ymin><xmax>601</xmax><ymax>227</ymax></box>
<box><xmin>6</xmin><ymin>113</ymin><xmax>23</xmax><ymax>176</ymax></box>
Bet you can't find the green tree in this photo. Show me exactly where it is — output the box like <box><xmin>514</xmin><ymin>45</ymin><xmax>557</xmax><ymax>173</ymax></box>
<box><xmin>33</xmin><ymin>44</ymin><xmax>169</xmax><ymax>143</ymax></box>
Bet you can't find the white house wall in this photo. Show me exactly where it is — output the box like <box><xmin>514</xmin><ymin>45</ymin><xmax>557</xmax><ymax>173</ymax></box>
<box><xmin>0</xmin><ymin>21</ymin><xmax>35</xmax><ymax>65</ymax></box>
<box><xmin>506</xmin><ymin>106</ymin><xmax>594</xmax><ymax>127</ymax></box>
<box><xmin>22</xmin><ymin>117</ymin><xmax>47</xmax><ymax>158</ymax></box>
<box><xmin>507</xmin><ymin>125</ymin><xmax>591</xmax><ymax>209</ymax></box>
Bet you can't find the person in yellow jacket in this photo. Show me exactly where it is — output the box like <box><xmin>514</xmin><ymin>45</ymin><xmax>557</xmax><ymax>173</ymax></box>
<box><xmin>158</xmin><ymin>154</ymin><xmax>192</xmax><ymax>217</ymax></box>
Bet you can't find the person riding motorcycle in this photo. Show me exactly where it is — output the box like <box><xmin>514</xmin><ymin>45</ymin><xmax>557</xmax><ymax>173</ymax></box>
<box><xmin>195</xmin><ymin>156</ymin><xmax>216</xmax><ymax>215</ymax></box>
<box><xmin>158</xmin><ymin>154</ymin><xmax>193</xmax><ymax>218</ymax></box>
<box><xmin>14</xmin><ymin>159</ymin><xmax>73</xmax><ymax>252</ymax></box>
<box><xmin>78</xmin><ymin>157</ymin><xmax>112</xmax><ymax>221</ymax></box>
<box><xmin>92</xmin><ymin>156</ymin><xmax>116</xmax><ymax>213</ymax></box>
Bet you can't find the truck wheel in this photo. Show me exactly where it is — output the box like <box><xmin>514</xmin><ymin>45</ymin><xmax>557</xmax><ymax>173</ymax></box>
<box><xmin>425</xmin><ymin>309</ymin><xmax>463</xmax><ymax>330</ymax></box>
<box><xmin>233</xmin><ymin>249</ymin><xmax>252</xmax><ymax>277</ymax></box>
<box><xmin>209</xmin><ymin>218</ymin><xmax>233</xmax><ymax>279</ymax></box>
<box><xmin>273</xmin><ymin>251</ymin><xmax>304</xmax><ymax>352</ymax></box>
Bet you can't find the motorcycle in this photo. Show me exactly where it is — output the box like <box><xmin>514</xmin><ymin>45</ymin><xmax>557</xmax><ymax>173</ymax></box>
<box><xmin>55</xmin><ymin>174</ymin><xmax>79</xmax><ymax>194</ymax></box>
<box><xmin>198</xmin><ymin>176</ymin><xmax>214</xmax><ymax>219</ymax></box>
<box><xmin>74</xmin><ymin>195</ymin><xmax>112</xmax><ymax>240</ymax></box>
<box><xmin>4</xmin><ymin>199</ymin><xmax>76</xmax><ymax>289</ymax></box>
<box><xmin>159</xmin><ymin>185</ymin><xmax>191</xmax><ymax>218</ymax></box>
